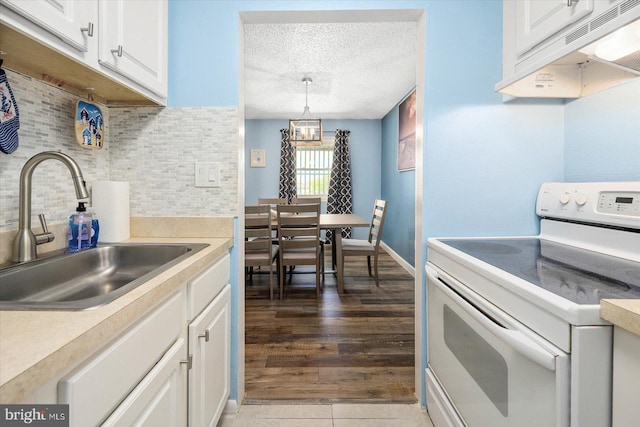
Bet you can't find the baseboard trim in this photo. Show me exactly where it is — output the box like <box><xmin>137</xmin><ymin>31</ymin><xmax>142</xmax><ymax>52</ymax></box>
<box><xmin>381</xmin><ymin>242</ymin><xmax>415</xmax><ymax>277</ymax></box>
<box><xmin>224</xmin><ymin>399</ymin><xmax>238</xmax><ymax>415</ymax></box>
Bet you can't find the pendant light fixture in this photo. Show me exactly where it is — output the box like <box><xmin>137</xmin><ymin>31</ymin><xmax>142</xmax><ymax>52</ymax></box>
<box><xmin>289</xmin><ymin>77</ymin><xmax>322</xmax><ymax>145</ymax></box>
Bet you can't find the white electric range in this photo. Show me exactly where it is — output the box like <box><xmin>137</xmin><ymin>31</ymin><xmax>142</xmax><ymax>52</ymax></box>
<box><xmin>426</xmin><ymin>182</ymin><xmax>640</xmax><ymax>427</ymax></box>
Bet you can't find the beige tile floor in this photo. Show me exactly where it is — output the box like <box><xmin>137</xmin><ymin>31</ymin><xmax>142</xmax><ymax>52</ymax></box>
<box><xmin>217</xmin><ymin>403</ymin><xmax>434</xmax><ymax>427</ymax></box>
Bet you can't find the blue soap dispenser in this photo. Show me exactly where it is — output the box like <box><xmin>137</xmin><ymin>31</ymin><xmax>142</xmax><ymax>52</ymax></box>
<box><xmin>68</xmin><ymin>202</ymin><xmax>92</xmax><ymax>252</ymax></box>
<box><xmin>89</xmin><ymin>208</ymin><xmax>100</xmax><ymax>248</ymax></box>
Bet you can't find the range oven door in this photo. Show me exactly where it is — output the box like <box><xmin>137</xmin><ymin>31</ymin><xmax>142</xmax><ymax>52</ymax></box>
<box><xmin>426</xmin><ymin>264</ymin><xmax>570</xmax><ymax>427</ymax></box>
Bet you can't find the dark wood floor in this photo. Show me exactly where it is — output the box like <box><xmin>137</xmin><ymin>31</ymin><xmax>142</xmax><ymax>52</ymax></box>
<box><xmin>244</xmin><ymin>249</ymin><xmax>417</xmax><ymax>403</ymax></box>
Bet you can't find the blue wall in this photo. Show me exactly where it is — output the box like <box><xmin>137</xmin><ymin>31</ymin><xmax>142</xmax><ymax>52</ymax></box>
<box><xmin>169</xmin><ymin>0</ymin><xmax>429</xmax><ymax>107</ymax></box>
<box><xmin>564</xmin><ymin>78</ymin><xmax>640</xmax><ymax>182</ymax></box>
<box><xmin>245</xmin><ymin>119</ymin><xmax>381</xmax><ymax>240</ymax></box>
<box><xmin>170</xmin><ymin>0</ymin><xmax>640</xmax><ymax>408</ymax></box>
<box><xmin>421</xmin><ymin>2</ymin><xmax>565</xmax><ymax>241</ymax></box>
<box><xmin>169</xmin><ymin>0</ymin><xmax>563</xmax><ymax>236</ymax></box>
<box><xmin>381</xmin><ymin>102</ymin><xmax>415</xmax><ymax>265</ymax></box>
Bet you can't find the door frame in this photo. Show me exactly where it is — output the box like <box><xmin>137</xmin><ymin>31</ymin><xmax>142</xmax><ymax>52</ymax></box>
<box><xmin>237</xmin><ymin>7</ymin><xmax>426</xmax><ymax>407</ymax></box>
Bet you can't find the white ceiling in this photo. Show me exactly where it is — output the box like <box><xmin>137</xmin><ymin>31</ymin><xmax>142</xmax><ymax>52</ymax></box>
<box><xmin>243</xmin><ymin>11</ymin><xmax>418</xmax><ymax>120</ymax></box>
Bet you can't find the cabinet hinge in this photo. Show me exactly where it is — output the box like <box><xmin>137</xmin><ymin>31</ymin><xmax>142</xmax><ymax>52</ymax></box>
<box><xmin>181</xmin><ymin>354</ymin><xmax>193</xmax><ymax>370</ymax></box>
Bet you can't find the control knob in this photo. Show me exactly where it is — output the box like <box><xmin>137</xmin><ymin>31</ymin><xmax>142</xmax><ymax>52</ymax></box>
<box><xmin>559</xmin><ymin>193</ymin><xmax>570</xmax><ymax>204</ymax></box>
<box><xmin>575</xmin><ymin>194</ymin><xmax>588</xmax><ymax>206</ymax></box>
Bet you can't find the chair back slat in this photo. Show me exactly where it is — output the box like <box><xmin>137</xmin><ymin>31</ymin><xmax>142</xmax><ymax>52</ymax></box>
<box><xmin>258</xmin><ymin>197</ymin><xmax>287</xmax><ymax>207</ymax></box>
<box><xmin>277</xmin><ymin>203</ymin><xmax>321</xmax><ymax>251</ymax></box>
<box><xmin>368</xmin><ymin>199</ymin><xmax>387</xmax><ymax>247</ymax></box>
<box><xmin>290</xmin><ymin>197</ymin><xmax>321</xmax><ymax>204</ymax></box>
<box><xmin>244</xmin><ymin>205</ymin><xmax>273</xmax><ymax>257</ymax></box>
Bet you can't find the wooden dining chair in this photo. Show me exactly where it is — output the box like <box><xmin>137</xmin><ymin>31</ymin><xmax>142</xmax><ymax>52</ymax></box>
<box><xmin>257</xmin><ymin>197</ymin><xmax>287</xmax><ymax>242</ymax></box>
<box><xmin>341</xmin><ymin>199</ymin><xmax>387</xmax><ymax>286</ymax></box>
<box><xmin>262</xmin><ymin>197</ymin><xmax>325</xmax><ymax>267</ymax></box>
<box><xmin>291</xmin><ymin>197</ymin><xmax>326</xmax><ymax>265</ymax></box>
<box><xmin>245</xmin><ymin>205</ymin><xmax>279</xmax><ymax>300</ymax></box>
<box><xmin>276</xmin><ymin>203</ymin><xmax>322</xmax><ymax>299</ymax></box>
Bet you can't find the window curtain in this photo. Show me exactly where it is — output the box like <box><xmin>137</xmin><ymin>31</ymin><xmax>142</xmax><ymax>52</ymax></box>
<box><xmin>326</xmin><ymin>129</ymin><xmax>352</xmax><ymax>243</ymax></box>
<box><xmin>278</xmin><ymin>128</ymin><xmax>297</xmax><ymax>202</ymax></box>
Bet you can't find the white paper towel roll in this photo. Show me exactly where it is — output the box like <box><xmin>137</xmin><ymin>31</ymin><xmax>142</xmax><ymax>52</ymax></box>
<box><xmin>92</xmin><ymin>181</ymin><xmax>130</xmax><ymax>243</ymax></box>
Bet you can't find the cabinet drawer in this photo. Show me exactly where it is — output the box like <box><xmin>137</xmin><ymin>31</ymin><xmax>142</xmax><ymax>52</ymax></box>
<box><xmin>187</xmin><ymin>254</ymin><xmax>230</xmax><ymax>320</ymax></box>
<box><xmin>59</xmin><ymin>291</ymin><xmax>185</xmax><ymax>427</ymax></box>
<box><xmin>102</xmin><ymin>338</ymin><xmax>187</xmax><ymax>427</ymax></box>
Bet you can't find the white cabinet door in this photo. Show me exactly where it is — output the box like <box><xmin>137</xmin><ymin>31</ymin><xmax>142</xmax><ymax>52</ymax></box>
<box><xmin>102</xmin><ymin>338</ymin><xmax>188</xmax><ymax>427</ymax></box>
<box><xmin>1</xmin><ymin>0</ymin><xmax>96</xmax><ymax>52</ymax></box>
<box><xmin>612</xmin><ymin>327</ymin><xmax>640</xmax><ymax>427</ymax></box>
<box><xmin>98</xmin><ymin>0</ymin><xmax>167</xmax><ymax>98</ymax></box>
<box><xmin>189</xmin><ymin>285</ymin><xmax>231</xmax><ymax>427</ymax></box>
<box><xmin>59</xmin><ymin>291</ymin><xmax>185</xmax><ymax>427</ymax></box>
<box><xmin>516</xmin><ymin>0</ymin><xmax>594</xmax><ymax>56</ymax></box>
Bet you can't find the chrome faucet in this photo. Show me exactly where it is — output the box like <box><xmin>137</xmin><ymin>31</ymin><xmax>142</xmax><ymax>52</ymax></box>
<box><xmin>12</xmin><ymin>151</ymin><xmax>90</xmax><ymax>263</ymax></box>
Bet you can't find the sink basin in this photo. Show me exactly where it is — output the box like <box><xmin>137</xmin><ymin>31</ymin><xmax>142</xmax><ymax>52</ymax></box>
<box><xmin>0</xmin><ymin>243</ymin><xmax>209</xmax><ymax>311</ymax></box>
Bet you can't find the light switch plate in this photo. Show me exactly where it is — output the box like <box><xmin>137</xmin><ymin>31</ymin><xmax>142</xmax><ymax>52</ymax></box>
<box><xmin>195</xmin><ymin>162</ymin><xmax>220</xmax><ymax>187</ymax></box>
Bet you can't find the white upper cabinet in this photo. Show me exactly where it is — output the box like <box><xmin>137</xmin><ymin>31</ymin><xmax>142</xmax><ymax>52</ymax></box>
<box><xmin>515</xmin><ymin>0</ymin><xmax>595</xmax><ymax>56</ymax></box>
<box><xmin>497</xmin><ymin>0</ymin><xmax>640</xmax><ymax>98</ymax></box>
<box><xmin>0</xmin><ymin>0</ymin><xmax>167</xmax><ymax>104</ymax></box>
<box><xmin>1</xmin><ymin>0</ymin><xmax>96</xmax><ymax>53</ymax></box>
<box><xmin>98</xmin><ymin>0</ymin><xmax>167</xmax><ymax>98</ymax></box>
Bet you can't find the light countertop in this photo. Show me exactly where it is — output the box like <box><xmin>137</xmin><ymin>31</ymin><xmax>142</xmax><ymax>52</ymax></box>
<box><xmin>0</xmin><ymin>235</ymin><xmax>233</xmax><ymax>403</ymax></box>
<box><xmin>601</xmin><ymin>299</ymin><xmax>640</xmax><ymax>337</ymax></box>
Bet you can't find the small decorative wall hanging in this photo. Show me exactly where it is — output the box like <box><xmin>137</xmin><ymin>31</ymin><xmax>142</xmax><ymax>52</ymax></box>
<box><xmin>0</xmin><ymin>59</ymin><xmax>20</xmax><ymax>154</ymax></box>
<box><xmin>250</xmin><ymin>149</ymin><xmax>266</xmax><ymax>167</ymax></box>
<box><xmin>75</xmin><ymin>92</ymin><xmax>104</xmax><ymax>149</ymax></box>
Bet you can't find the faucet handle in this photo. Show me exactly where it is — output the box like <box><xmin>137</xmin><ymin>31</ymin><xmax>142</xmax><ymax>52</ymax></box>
<box><xmin>38</xmin><ymin>214</ymin><xmax>49</xmax><ymax>233</ymax></box>
<box><xmin>35</xmin><ymin>213</ymin><xmax>55</xmax><ymax>245</ymax></box>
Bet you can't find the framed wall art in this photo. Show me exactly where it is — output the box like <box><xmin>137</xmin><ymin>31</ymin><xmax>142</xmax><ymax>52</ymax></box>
<box><xmin>250</xmin><ymin>149</ymin><xmax>266</xmax><ymax>167</ymax></box>
<box><xmin>398</xmin><ymin>90</ymin><xmax>416</xmax><ymax>171</ymax></box>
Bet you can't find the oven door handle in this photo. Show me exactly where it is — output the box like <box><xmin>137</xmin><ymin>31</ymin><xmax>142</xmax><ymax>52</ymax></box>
<box><xmin>426</xmin><ymin>266</ymin><xmax>557</xmax><ymax>371</ymax></box>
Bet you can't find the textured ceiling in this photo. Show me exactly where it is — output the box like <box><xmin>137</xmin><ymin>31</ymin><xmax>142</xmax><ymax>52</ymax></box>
<box><xmin>244</xmin><ymin>20</ymin><xmax>417</xmax><ymax>120</ymax></box>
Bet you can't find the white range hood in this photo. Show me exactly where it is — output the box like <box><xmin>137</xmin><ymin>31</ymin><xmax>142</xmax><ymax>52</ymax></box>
<box><xmin>497</xmin><ymin>2</ymin><xmax>640</xmax><ymax>99</ymax></box>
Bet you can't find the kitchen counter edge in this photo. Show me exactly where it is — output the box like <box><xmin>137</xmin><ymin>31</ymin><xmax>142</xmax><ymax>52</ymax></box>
<box><xmin>0</xmin><ymin>236</ymin><xmax>233</xmax><ymax>403</ymax></box>
<box><xmin>601</xmin><ymin>299</ymin><xmax>640</xmax><ymax>337</ymax></box>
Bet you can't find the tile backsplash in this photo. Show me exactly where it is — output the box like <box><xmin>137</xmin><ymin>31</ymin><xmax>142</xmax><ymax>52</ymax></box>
<box><xmin>0</xmin><ymin>71</ymin><xmax>110</xmax><ymax>232</ymax></box>
<box><xmin>0</xmin><ymin>69</ymin><xmax>239</xmax><ymax>238</ymax></box>
<box><xmin>109</xmin><ymin>107</ymin><xmax>238</xmax><ymax>217</ymax></box>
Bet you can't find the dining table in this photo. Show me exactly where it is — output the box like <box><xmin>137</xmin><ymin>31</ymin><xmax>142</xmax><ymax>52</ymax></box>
<box><xmin>269</xmin><ymin>212</ymin><xmax>369</xmax><ymax>294</ymax></box>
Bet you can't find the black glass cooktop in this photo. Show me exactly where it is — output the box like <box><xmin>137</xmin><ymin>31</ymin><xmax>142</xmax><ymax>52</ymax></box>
<box><xmin>441</xmin><ymin>238</ymin><xmax>640</xmax><ymax>305</ymax></box>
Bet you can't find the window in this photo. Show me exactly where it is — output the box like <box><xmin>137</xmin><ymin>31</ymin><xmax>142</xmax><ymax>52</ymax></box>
<box><xmin>296</xmin><ymin>143</ymin><xmax>334</xmax><ymax>198</ymax></box>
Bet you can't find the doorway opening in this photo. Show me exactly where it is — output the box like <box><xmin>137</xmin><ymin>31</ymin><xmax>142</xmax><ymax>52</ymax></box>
<box><xmin>239</xmin><ymin>8</ymin><xmax>425</xmax><ymax>404</ymax></box>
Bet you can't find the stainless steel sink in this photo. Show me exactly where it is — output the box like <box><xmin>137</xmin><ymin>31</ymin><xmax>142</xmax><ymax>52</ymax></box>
<box><xmin>0</xmin><ymin>243</ymin><xmax>209</xmax><ymax>311</ymax></box>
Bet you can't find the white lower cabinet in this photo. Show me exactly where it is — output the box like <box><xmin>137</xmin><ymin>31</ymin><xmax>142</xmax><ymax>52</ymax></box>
<box><xmin>188</xmin><ymin>285</ymin><xmax>231</xmax><ymax>427</ymax></box>
<box><xmin>55</xmin><ymin>252</ymin><xmax>231</xmax><ymax>427</ymax></box>
<box><xmin>612</xmin><ymin>326</ymin><xmax>640</xmax><ymax>427</ymax></box>
<box><xmin>59</xmin><ymin>291</ymin><xmax>186</xmax><ymax>427</ymax></box>
<box><xmin>102</xmin><ymin>338</ymin><xmax>187</xmax><ymax>427</ymax></box>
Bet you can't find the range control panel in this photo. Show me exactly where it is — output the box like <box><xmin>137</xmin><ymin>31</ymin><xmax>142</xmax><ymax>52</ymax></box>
<box><xmin>597</xmin><ymin>192</ymin><xmax>640</xmax><ymax>216</ymax></box>
<box><xmin>537</xmin><ymin>182</ymin><xmax>640</xmax><ymax>229</ymax></box>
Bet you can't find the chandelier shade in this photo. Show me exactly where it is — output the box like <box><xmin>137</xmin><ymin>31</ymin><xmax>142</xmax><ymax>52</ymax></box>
<box><xmin>289</xmin><ymin>77</ymin><xmax>322</xmax><ymax>145</ymax></box>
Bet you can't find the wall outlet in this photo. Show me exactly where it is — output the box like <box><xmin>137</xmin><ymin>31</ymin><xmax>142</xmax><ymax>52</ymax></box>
<box><xmin>195</xmin><ymin>162</ymin><xmax>220</xmax><ymax>188</ymax></box>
